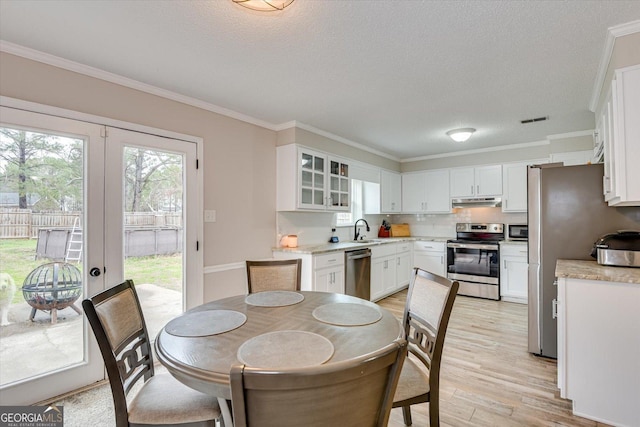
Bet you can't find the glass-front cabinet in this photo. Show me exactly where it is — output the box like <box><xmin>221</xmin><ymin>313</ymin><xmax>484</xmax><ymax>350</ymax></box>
<box><xmin>328</xmin><ymin>158</ymin><xmax>349</xmax><ymax>209</ymax></box>
<box><xmin>277</xmin><ymin>144</ymin><xmax>350</xmax><ymax>211</ymax></box>
<box><xmin>300</xmin><ymin>151</ymin><xmax>326</xmax><ymax>209</ymax></box>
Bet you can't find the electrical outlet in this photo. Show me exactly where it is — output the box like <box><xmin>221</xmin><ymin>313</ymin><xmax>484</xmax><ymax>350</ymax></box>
<box><xmin>204</xmin><ymin>210</ymin><xmax>216</xmax><ymax>223</ymax></box>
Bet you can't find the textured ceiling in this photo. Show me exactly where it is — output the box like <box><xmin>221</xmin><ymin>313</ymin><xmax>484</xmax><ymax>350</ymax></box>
<box><xmin>1</xmin><ymin>1</ymin><xmax>640</xmax><ymax>160</ymax></box>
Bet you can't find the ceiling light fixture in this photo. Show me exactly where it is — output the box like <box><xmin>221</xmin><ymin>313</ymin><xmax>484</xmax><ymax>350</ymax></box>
<box><xmin>232</xmin><ymin>0</ymin><xmax>295</xmax><ymax>11</ymax></box>
<box><xmin>446</xmin><ymin>128</ymin><xmax>476</xmax><ymax>143</ymax></box>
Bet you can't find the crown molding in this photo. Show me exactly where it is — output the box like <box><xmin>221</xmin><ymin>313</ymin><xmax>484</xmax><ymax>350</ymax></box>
<box><xmin>589</xmin><ymin>20</ymin><xmax>640</xmax><ymax>112</ymax></box>
<box><xmin>401</xmin><ymin>139</ymin><xmax>550</xmax><ymax>163</ymax></box>
<box><xmin>546</xmin><ymin>129</ymin><xmax>593</xmax><ymax>140</ymax></box>
<box><xmin>0</xmin><ymin>40</ymin><xmax>281</xmax><ymax>131</ymax></box>
<box><xmin>276</xmin><ymin>121</ymin><xmax>400</xmax><ymax>161</ymax></box>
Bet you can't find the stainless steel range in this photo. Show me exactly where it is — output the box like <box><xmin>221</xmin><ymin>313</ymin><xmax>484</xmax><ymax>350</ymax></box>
<box><xmin>447</xmin><ymin>223</ymin><xmax>505</xmax><ymax>300</ymax></box>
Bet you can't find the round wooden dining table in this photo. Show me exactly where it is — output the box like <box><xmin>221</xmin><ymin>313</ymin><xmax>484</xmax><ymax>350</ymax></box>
<box><xmin>155</xmin><ymin>291</ymin><xmax>403</xmax><ymax>425</ymax></box>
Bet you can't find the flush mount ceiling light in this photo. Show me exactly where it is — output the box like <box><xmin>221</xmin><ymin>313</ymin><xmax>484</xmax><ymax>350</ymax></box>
<box><xmin>232</xmin><ymin>0</ymin><xmax>295</xmax><ymax>11</ymax></box>
<box><xmin>446</xmin><ymin>128</ymin><xmax>476</xmax><ymax>143</ymax></box>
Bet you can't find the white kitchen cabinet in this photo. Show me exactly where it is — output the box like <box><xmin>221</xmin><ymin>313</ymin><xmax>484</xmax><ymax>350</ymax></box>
<box><xmin>450</xmin><ymin>165</ymin><xmax>502</xmax><ymax>198</ymax></box>
<box><xmin>499</xmin><ymin>243</ymin><xmax>528</xmax><ymax>303</ymax></box>
<box><xmin>557</xmin><ymin>275</ymin><xmax>640</xmax><ymax>426</ymax></box>
<box><xmin>413</xmin><ymin>240</ymin><xmax>446</xmax><ymax>277</ymax></box>
<box><xmin>314</xmin><ymin>265</ymin><xmax>344</xmax><ymax>294</ymax></box>
<box><xmin>370</xmin><ymin>244</ymin><xmax>397</xmax><ymax>301</ymax></box>
<box><xmin>401</xmin><ymin>169</ymin><xmax>450</xmax><ymax>213</ymax></box>
<box><xmin>313</xmin><ymin>252</ymin><xmax>345</xmax><ymax>293</ymax></box>
<box><xmin>276</xmin><ymin>144</ymin><xmax>351</xmax><ymax>212</ymax></box>
<box><xmin>380</xmin><ymin>170</ymin><xmax>402</xmax><ymax>213</ymax></box>
<box><xmin>395</xmin><ymin>242</ymin><xmax>412</xmax><ymax>289</ymax></box>
<box><xmin>597</xmin><ymin>84</ymin><xmax>617</xmax><ymax>202</ymax></box>
<box><xmin>501</xmin><ymin>159</ymin><xmax>548</xmax><ymax>212</ymax></box>
<box><xmin>604</xmin><ymin>65</ymin><xmax>640</xmax><ymax>206</ymax></box>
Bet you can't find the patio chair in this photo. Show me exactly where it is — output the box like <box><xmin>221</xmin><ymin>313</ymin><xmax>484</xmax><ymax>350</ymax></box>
<box><xmin>392</xmin><ymin>268</ymin><xmax>459</xmax><ymax>427</ymax></box>
<box><xmin>82</xmin><ymin>280</ymin><xmax>221</xmax><ymax>427</ymax></box>
<box><xmin>245</xmin><ymin>259</ymin><xmax>302</xmax><ymax>293</ymax></box>
<box><xmin>230</xmin><ymin>337</ymin><xmax>408</xmax><ymax>427</ymax></box>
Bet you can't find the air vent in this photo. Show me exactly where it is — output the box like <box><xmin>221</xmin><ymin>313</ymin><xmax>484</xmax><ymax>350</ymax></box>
<box><xmin>520</xmin><ymin>116</ymin><xmax>549</xmax><ymax>124</ymax></box>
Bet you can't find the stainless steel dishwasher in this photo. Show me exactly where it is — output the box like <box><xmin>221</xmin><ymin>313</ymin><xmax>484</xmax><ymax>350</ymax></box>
<box><xmin>344</xmin><ymin>248</ymin><xmax>371</xmax><ymax>300</ymax></box>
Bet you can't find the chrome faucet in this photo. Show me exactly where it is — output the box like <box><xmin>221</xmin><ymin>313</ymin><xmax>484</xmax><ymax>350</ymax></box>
<box><xmin>353</xmin><ymin>218</ymin><xmax>370</xmax><ymax>241</ymax></box>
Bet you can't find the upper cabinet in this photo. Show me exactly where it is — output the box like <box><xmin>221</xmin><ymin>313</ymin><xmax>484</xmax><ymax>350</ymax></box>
<box><xmin>601</xmin><ymin>65</ymin><xmax>640</xmax><ymax>206</ymax></box>
<box><xmin>450</xmin><ymin>165</ymin><xmax>502</xmax><ymax>198</ymax></box>
<box><xmin>277</xmin><ymin>145</ymin><xmax>351</xmax><ymax>212</ymax></box>
<box><xmin>402</xmin><ymin>169</ymin><xmax>451</xmax><ymax>214</ymax></box>
<box><xmin>502</xmin><ymin>159</ymin><xmax>548</xmax><ymax>212</ymax></box>
<box><xmin>380</xmin><ymin>170</ymin><xmax>402</xmax><ymax>213</ymax></box>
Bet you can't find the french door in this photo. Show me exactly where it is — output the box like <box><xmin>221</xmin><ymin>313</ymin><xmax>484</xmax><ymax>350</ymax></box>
<box><xmin>0</xmin><ymin>106</ymin><xmax>200</xmax><ymax>404</ymax></box>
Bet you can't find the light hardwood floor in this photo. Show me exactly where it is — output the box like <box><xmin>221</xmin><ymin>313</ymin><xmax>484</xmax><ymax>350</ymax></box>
<box><xmin>379</xmin><ymin>290</ymin><xmax>610</xmax><ymax>427</ymax></box>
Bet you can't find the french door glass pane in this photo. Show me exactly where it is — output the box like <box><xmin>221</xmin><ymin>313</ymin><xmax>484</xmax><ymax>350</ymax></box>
<box><xmin>0</xmin><ymin>127</ymin><xmax>85</xmax><ymax>385</ymax></box>
<box><xmin>122</xmin><ymin>146</ymin><xmax>183</xmax><ymax>340</ymax></box>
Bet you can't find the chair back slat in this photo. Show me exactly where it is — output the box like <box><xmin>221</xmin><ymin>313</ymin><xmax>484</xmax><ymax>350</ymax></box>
<box><xmin>231</xmin><ymin>338</ymin><xmax>407</xmax><ymax>427</ymax></box>
<box><xmin>82</xmin><ymin>280</ymin><xmax>155</xmax><ymax>427</ymax></box>
<box><xmin>246</xmin><ymin>259</ymin><xmax>302</xmax><ymax>293</ymax></box>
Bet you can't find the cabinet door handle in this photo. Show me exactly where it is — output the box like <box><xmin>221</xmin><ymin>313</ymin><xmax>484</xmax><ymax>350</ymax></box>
<box><xmin>505</xmin><ymin>199</ymin><xmax>508</xmax><ymax>209</ymax></box>
<box><xmin>504</xmin><ymin>260</ymin><xmax>507</xmax><ymax>269</ymax></box>
<box><xmin>476</xmin><ymin>184</ymin><xmax>480</xmax><ymax>194</ymax></box>
<box><xmin>397</xmin><ymin>257</ymin><xmax>400</xmax><ymax>266</ymax></box>
<box><xmin>470</xmin><ymin>185</ymin><xmax>474</xmax><ymax>195</ymax></box>
<box><xmin>552</xmin><ymin>299</ymin><xmax>558</xmax><ymax>319</ymax></box>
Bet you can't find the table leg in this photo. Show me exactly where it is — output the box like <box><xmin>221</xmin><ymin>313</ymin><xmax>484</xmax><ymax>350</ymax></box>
<box><xmin>218</xmin><ymin>397</ymin><xmax>233</xmax><ymax>427</ymax></box>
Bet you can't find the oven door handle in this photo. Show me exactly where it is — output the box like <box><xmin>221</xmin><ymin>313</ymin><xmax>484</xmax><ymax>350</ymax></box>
<box><xmin>447</xmin><ymin>243</ymin><xmax>499</xmax><ymax>250</ymax></box>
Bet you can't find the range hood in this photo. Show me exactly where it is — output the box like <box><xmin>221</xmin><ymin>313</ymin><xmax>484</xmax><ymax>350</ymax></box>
<box><xmin>451</xmin><ymin>197</ymin><xmax>502</xmax><ymax>208</ymax></box>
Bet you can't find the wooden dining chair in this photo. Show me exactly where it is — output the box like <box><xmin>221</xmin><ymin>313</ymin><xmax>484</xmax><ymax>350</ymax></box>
<box><xmin>230</xmin><ymin>337</ymin><xmax>408</xmax><ymax>427</ymax></box>
<box><xmin>392</xmin><ymin>268</ymin><xmax>459</xmax><ymax>427</ymax></box>
<box><xmin>82</xmin><ymin>280</ymin><xmax>221</xmax><ymax>427</ymax></box>
<box><xmin>245</xmin><ymin>259</ymin><xmax>302</xmax><ymax>293</ymax></box>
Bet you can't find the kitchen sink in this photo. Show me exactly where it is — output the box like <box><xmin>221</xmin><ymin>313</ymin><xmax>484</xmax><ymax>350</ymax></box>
<box><xmin>352</xmin><ymin>239</ymin><xmax>383</xmax><ymax>244</ymax></box>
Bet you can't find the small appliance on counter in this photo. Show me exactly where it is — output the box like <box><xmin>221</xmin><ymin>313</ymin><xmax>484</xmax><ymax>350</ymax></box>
<box><xmin>507</xmin><ymin>224</ymin><xmax>528</xmax><ymax>241</ymax></box>
<box><xmin>590</xmin><ymin>230</ymin><xmax>640</xmax><ymax>267</ymax></box>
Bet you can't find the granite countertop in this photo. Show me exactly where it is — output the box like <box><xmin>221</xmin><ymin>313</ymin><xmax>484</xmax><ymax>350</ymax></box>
<box><xmin>274</xmin><ymin>236</ymin><xmax>451</xmax><ymax>255</ymax></box>
<box><xmin>556</xmin><ymin>259</ymin><xmax>640</xmax><ymax>284</ymax></box>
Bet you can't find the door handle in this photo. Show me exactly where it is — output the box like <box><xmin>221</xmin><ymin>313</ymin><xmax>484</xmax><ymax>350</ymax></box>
<box><xmin>89</xmin><ymin>267</ymin><xmax>101</xmax><ymax>277</ymax></box>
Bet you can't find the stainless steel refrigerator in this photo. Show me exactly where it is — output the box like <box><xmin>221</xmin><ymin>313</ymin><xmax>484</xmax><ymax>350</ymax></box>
<box><xmin>527</xmin><ymin>163</ymin><xmax>640</xmax><ymax>358</ymax></box>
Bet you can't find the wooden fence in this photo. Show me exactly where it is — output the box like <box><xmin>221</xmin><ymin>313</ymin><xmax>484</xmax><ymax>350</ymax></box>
<box><xmin>0</xmin><ymin>209</ymin><xmax>182</xmax><ymax>238</ymax></box>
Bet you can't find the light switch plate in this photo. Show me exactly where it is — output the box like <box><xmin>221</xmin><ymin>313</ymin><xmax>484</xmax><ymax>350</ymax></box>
<box><xmin>204</xmin><ymin>210</ymin><xmax>216</xmax><ymax>222</ymax></box>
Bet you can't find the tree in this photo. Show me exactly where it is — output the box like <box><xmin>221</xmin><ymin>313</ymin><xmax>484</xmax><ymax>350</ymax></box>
<box><xmin>124</xmin><ymin>148</ymin><xmax>182</xmax><ymax>212</ymax></box>
<box><xmin>0</xmin><ymin>127</ymin><xmax>82</xmax><ymax>210</ymax></box>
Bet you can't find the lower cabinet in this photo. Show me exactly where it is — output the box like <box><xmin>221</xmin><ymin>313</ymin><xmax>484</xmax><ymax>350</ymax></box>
<box><xmin>499</xmin><ymin>243</ymin><xmax>528</xmax><ymax>304</ymax></box>
<box><xmin>395</xmin><ymin>242</ymin><xmax>412</xmax><ymax>289</ymax></box>
<box><xmin>314</xmin><ymin>265</ymin><xmax>344</xmax><ymax>293</ymax></box>
<box><xmin>274</xmin><ymin>251</ymin><xmax>344</xmax><ymax>292</ymax></box>
<box><xmin>413</xmin><ymin>240</ymin><xmax>446</xmax><ymax>276</ymax></box>
<box><xmin>275</xmin><ymin>241</ymin><xmax>414</xmax><ymax>301</ymax></box>
<box><xmin>557</xmin><ymin>276</ymin><xmax>640</xmax><ymax>426</ymax></box>
<box><xmin>371</xmin><ymin>245</ymin><xmax>397</xmax><ymax>301</ymax></box>
<box><xmin>312</xmin><ymin>252</ymin><xmax>345</xmax><ymax>293</ymax></box>
<box><xmin>370</xmin><ymin>242</ymin><xmax>413</xmax><ymax>301</ymax></box>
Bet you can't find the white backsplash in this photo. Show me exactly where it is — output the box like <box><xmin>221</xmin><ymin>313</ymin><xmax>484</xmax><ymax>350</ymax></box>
<box><xmin>277</xmin><ymin>208</ymin><xmax>527</xmax><ymax>246</ymax></box>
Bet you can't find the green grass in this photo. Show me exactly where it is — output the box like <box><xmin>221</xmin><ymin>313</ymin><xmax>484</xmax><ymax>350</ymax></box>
<box><xmin>0</xmin><ymin>239</ymin><xmax>182</xmax><ymax>303</ymax></box>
